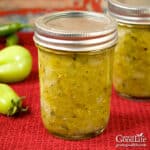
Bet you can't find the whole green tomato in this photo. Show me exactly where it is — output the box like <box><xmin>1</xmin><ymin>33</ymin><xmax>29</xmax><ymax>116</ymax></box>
<box><xmin>0</xmin><ymin>45</ymin><xmax>32</xmax><ymax>83</ymax></box>
<box><xmin>0</xmin><ymin>83</ymin><xmax>27</xmax><ymax>116</ymax></box>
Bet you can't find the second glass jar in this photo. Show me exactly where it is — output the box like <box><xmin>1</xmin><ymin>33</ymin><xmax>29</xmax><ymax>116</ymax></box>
<box><xmin>108</xmin><ymin>0</ymin><xmax>150</xmax><ymax>99</ymax></box>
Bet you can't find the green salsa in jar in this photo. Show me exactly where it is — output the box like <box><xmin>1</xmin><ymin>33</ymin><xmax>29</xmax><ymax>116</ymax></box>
<box><xmin>34</xmin><ymin>11</ymin><xmax>117</xmax><ymax>140</ymax></box>
<box><xmin>114</xmin><ymin>25</ymin><xmax>150</xmax><ymax>98</ymax></box>
<box><xmin>108</xmin><ymin>0</ymin><xmax>150</xmax><ymax>99</ymax></box>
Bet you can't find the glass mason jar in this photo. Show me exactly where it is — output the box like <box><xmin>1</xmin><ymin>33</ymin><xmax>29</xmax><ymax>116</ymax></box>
<box><xmin>108</xmin><ymin>0</ymin><xmax>150</xmax><ymax>99</ymax></box>
<box><xmin>33</xmin><ymin>11</ymin><xmax>117</xmax><ymax>140</ymax></box>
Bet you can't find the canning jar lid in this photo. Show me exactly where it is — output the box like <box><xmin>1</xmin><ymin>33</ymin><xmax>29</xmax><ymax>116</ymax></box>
<box><xmin>108</xmin><ymin>0</ymin><xmax>150</xmax><ymax>25</ymax></box>
<box><xmin>33</xmin><ymin>11</ymin><xmax>117</xmax><ymax>52</ymax></box>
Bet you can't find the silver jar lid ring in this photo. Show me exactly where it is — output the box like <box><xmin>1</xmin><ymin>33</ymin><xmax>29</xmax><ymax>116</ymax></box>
<box><xmin>34</xmin><ymin>11</ymin><xmax>117</xmax><ymax>52</ymax></box>
<box><xmin>108</xmin><ymin>0</ymin><xmax>150</xmax><ymax>25</ymax></box>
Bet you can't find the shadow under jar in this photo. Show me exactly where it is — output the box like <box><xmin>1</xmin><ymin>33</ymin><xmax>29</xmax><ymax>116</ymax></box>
<box><xmin>33</xmin><ymin>11</ymin><xmax>117</xmax><ymax>140</ymax></box>
<box><xmin>108</xmin><ymin>0</ymin><xmax>150</xmax><ymax>99</ymax></box>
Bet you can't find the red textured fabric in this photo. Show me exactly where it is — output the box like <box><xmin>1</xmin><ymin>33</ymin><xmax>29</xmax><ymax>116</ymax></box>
<box><xmin>0</xmin><ymin>33</ymin><xmax>150</xmax><ymax>150</ymax></box>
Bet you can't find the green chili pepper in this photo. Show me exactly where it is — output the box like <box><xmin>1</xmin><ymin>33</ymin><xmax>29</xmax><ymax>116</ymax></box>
<box><xmin>6</xmin><ymin>33</ymin><xmax>19</xmax><ymax>46</ymax></box>
<box><xmin>0</xmin><ymin>23</ymin><xmax>31</xmax><ymax>37</ymax></box>
<box><xmin>0</xmin><ymin>83</ymin><xmax>27</xmax><ymax>116</ymax></box>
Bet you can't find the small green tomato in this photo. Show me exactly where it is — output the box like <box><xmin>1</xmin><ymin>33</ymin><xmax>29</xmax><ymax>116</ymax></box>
<box><xmin>0</xmin><ymin>45</ymin><xmax>32</xmax><ymax>83</ymax></box>
<box><xmin>0</xmin><ymin>83</ymin><xmax>27</xmax><ymax>116</ymax></box>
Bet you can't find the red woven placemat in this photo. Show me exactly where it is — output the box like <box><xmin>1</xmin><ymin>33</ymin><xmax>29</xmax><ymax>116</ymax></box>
<box><xmin>0</xmin><ymin>33</ymin><xmax>150</xmax><ymax>150</ymax></box>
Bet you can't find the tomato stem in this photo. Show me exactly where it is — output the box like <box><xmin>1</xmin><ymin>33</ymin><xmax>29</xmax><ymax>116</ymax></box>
<box><xmin>7</xmin><ymin>96</ymin><xmax>27</xmax><ymax>116</ymax></box>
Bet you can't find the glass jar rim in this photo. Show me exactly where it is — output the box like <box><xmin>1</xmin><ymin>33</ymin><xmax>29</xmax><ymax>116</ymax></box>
<box><xmin>108</xmin><ymin>0</ymin><xmax>150</xmax><ymax>25</ymax></box>
<box><xmin>33</xmin><ymin>11</ymin><xmax>117</xmax><ymax>52</ymax></box>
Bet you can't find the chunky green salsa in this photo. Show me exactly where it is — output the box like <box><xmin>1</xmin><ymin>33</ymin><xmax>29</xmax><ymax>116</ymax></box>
<box><xmin>113</xmin><ymin>25</ymin><xmax>150</xmax><ymax>98</ymax></box>
<box><xmin>38</xmin><ymin>47</ymin><xmax>114</xmax><ymax>139</ymax></box>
